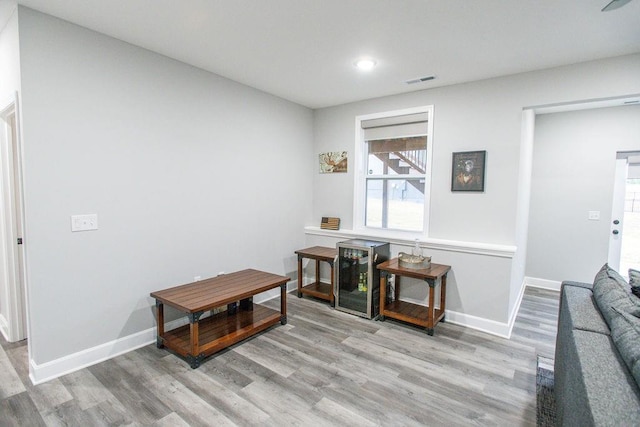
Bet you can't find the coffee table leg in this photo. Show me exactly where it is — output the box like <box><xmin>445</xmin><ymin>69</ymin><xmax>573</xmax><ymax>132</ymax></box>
<box><xmin>297</xmin><ymin>255</ymin><xmax>303</xmax><ymax>298</ymax></box>
<box><xmin>188</xmin><ymin>311</ymin><xmax>203</xmax><ymax>368</ymax></box>
<box><xmin>155</xmin><ymin>300</ymin><xmax>164</xmax><ymax>348</ymax></box>
<box><xmin>379</xmin><ymin>271</ymin><xmax>388</xmax><ymax>322</ymax></box>
<box><xmin>280</xmin><ymin>283</ymin><xmax>288</xmax><ymax>325</ymax></box>
<box><xmin>227</xmin><ymin>302</ymin><xmax>237</xmax><ymax>315</ymax></box>
<box><xmin>328</xmin><ymin>259</ymin><xmax>335</xmax><ymax>307</ymax></box>
<box><xmin>426</xmin><ymin>278</ymin><xmax>435</xmax><ymax>334</ymax></box>
<box><xmin>239</xmin><ymin>297</ymin><xmax>253</xmax><ymax>311</ymax></box>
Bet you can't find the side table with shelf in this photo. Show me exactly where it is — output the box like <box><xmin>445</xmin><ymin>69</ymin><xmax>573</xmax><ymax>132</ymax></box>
<box><xmin>295</xmin><ymin>246</ymin><xmax>337</xmax><ymax>306</ymax></box>
<box><xmin>376</xmin><ymin>258</ymin><xmax>451</xmax><ymax>335</ymax></box>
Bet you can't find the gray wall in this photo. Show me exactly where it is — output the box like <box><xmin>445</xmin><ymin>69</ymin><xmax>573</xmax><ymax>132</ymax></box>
<box><xmin>17</xmin><ymin>7</ymin><xmax>313</xmax><ymax>365</ymax></box>
<box><xmin>526</xmin><ymin>105</ymin><xmax>640</xmax><ymax>283</ymax></box>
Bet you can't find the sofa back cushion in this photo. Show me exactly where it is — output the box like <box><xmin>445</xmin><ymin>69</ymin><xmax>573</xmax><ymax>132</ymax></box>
<box><xmin>631</xmin><ymin>268</ymin><xmax>640</xmax><ymax>299</ymax></box>
<box><xmin>593</xmin><ymin>264</ymin><xmax>640</xmax><ymax>328</ymax></box>
<box><xmin>611</xmin><ymin>306</ymin><xmax>640</xmax><ymax>387</ymax></box>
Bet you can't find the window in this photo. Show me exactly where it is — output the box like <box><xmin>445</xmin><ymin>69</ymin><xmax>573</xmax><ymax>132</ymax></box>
<box><xmin>355</xmin><ymin>106</ymin><xmax>433</xmax><ymax>235</ymax></box>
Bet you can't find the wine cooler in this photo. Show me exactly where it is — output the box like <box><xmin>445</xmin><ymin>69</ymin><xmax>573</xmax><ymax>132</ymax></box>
<box><xmin>335</xmin><ymin>239</ymin><xmax>389</xmax><ymax>319</ymax></box>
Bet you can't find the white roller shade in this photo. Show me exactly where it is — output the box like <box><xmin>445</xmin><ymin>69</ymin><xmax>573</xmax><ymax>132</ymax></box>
<box><xmin>362</xmin><ymin>112</ymin><xmax>428</xmax><ymax>141</ymax></box>
<box><xmin>628</xmin><ymin>163</ymin><xmax>640</xmax><ymax>179</ymax></box>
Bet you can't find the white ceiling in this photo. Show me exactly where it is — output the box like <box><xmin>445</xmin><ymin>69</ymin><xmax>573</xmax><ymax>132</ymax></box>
<box><xmin>2</xmin><ymin>0</ymin><xmax>640</xmax><ymax>108</ymax></box>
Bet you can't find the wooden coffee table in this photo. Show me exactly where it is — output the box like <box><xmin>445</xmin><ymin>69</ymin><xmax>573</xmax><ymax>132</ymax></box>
<box><xmin>150</xmin><ymin>269</ymin><xmax>289</xmax><ymax>368</ymax></box>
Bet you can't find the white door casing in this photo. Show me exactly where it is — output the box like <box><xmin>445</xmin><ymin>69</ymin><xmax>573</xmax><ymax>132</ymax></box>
<box><xmin>0</xmin><ymin>92</ymin><xmax>27</xmax><ymax>342</ymax></box>
<box><xmin>608</xmin><ymin>157</ymin><xmax>627</xmax><ymax>272</ymax></box>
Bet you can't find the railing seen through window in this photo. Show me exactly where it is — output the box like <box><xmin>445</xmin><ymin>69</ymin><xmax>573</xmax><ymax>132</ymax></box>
<box><xmin>365</xmin><ymin>136</ymin><xmax>427</xmax><ymax>231</ymax></box>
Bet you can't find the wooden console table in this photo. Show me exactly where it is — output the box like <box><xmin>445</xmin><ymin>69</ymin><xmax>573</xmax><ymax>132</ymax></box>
<box><xmin>150</xmin><ymin>269</ymin><xmax>289</xmax><ymax>368</ymax></box>
<box><xmin>295</xmin><ymin>246</ymin><xmax>336</xmax><ymax>306</ymax></box>
<box><xmin>377</xmin><ymin>258</ymin><xmax>450</xmax><ymax>336</ymax></box>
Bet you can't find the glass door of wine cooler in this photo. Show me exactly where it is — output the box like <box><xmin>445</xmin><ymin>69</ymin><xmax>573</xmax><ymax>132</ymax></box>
<box><xmin>335</xmin><ymin>239</ymin><xmax>389</xmax><ymax>319</ymax></box>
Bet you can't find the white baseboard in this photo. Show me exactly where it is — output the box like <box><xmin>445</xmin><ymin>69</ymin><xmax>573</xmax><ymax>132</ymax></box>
<box><xmin>29</xmin><ymin>327</ymin><xmax>155</xmax><ymax>385</ymax></box>
<box><xmin>525</xmin><ymin>276</ymin><xmax>561</xmax><ymax>291</ymax></box>
<box><xmin>443</xmin><ymin>309</ymin><xmax>511</xmax><ymax>338</ymax></box>
<box><xmin>29</xmin><ymin>280</ymin><xmax>299</xmax><ymax>385</ymax></box>
<box><xmin>504</xmin><ymin>278</ymin><xmax>528</xmax><ymax>339</ymax></box>
<box><xmin>0</xmin><ymin>313</ymin><xmax>9</xmax><ymax>342</ymax></box>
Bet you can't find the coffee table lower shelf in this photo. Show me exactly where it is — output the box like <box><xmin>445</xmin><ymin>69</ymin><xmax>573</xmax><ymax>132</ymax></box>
<box><xmin>159</xmin><ymin>305</ymin><xmax>282</xmax><ymax>367</ymax></box>
<box><xmin>298</xmin><ymin>281</ymin><xmax>333</xmax><ymax>301</ymax></box>
<box><xmin>380</xmin><ymin>299</ymin><xmax>445</xmax><ymax>334</ymax></box>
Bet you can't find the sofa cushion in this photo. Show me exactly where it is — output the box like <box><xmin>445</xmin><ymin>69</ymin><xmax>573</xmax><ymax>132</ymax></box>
<box><xmin>630</xmin><ymin>268</ymin><xmax>640</xmax><ymax>299</ymax></box>
<box><xmin>561</xmin><ymin>285</ymin><xmax>609</xmax><ymax>334</ymax></box>
<box><xmin>593</xmin><ymin>264</ymin><xmax>640</xmax><ymax>329</ymax></box>
<box><xmin>611</xmin><ymin>306</ymin><xmax>640</xmax><ymax>387</ymax></box>
<box><xmin>594</xmin><ymin>263</ymin><xmax>611</xmax><ymax>283</ymax></box>
<box><xmin>557</xmin><ymin>329</ymin><xmax>640</xmax><ymax>425</ymax></box>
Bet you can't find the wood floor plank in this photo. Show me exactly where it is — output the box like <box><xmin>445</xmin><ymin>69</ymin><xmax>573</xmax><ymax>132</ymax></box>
<box><xmin>88</xmin><ymin>359</ymin><xmax>173</xmax><ymax>425</ymax></box>
<box><xmin>155</xmin><ymin>353</ymin><xmax>272</xmax><ymax>426</ymax></box>
<box><xmin>312</xmin><ymin>397</ymin><xmax>378</xmax><ymax>427</ymax></box>
<box><xmin>152</xmin><ymin>411</ymin><xmax>192</xmax><ymax>426</ymax></box>
<box><xmin>0</xmin><ymin>392</ymin><xmax>47</xmax><ymax>427</ymax></box>
<box><xmin>58</xmin><ymin>367</ymin><xmax>123</xmax><ymax>411</ymax></box>
<box><xmin>0</xmin><ymin>346</ymin><xmax>25</xmax><ymax>400</ymax></box>
<box><xmin>144</xmin><ymin>374</ymin><xmax>238</xmax><ymax>427</ymax></box>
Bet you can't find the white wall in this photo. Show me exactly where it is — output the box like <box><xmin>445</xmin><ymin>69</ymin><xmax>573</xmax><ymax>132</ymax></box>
<box><xmin>0</xmin><ymin>6</ymin><xmax>20</xmax><ymax>340</ymax></box>
<box><xmin>17</xmin><ymin>7</ymin><xmax>313</xmax><ymax>376</ymax></box>
<box><xmin>526</xmin><ymin>105</ymin><xmax>640</xmax><ymax>284</ymax></box>
<box><xmin>312</xmin><ymin>53</ymin><xmax>640</xmax><ymax>329</ymax></box>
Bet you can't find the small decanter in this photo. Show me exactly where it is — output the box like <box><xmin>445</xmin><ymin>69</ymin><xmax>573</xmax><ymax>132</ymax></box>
<box><xmin>411</xmin><ymin>239</ymin><xmax>423</xmax><ymax>258</ymax></box>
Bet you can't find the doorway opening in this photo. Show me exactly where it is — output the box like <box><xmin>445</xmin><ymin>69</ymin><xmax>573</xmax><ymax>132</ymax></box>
<box><xmin>0</xmin><ymin>95</ymin><xmax>27</xmax><ymax>343</ymax></box>
<box><xmin>619</xmin><ymin>154</ymin><xmax>640</xmax><ymax>275</ymax></box>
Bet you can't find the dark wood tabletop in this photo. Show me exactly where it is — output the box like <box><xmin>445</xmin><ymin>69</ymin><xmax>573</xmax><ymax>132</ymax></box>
<box><xmin>376</xmin><ymin>258</ymin><xmax>451</xmax><ymax>280</ymax></box>
<box><xmin>150</xmin><ymin>269</ymin><xmax>290</xmax><ymax>313</ymax></box>
<box><xmin>294</xmin><ymin>246</ymin><xmax>337</xmax><ymax>261</ymax></box>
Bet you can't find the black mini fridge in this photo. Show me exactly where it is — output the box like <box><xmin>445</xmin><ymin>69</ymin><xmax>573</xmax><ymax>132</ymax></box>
<box><xmin>335</xmin><ymin>239</ymin><xmax>389</xmax><ymax>319</ymax></box>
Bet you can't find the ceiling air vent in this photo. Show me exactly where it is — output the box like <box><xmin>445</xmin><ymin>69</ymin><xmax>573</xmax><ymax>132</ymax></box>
<box><xmin>406</xmin><ymin>75</ymin><xmax>436</xmax><ymax>85</ymax></box>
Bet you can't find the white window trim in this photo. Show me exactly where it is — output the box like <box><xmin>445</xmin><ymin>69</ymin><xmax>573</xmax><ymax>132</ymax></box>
<box><xmin>353</xmin><ymin>105</ymin><xmax>434</xmax><ymax>240</ymax></box>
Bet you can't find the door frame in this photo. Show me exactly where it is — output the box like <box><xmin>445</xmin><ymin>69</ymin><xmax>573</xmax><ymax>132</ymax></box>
<box><xmin>0</xmin><ymin>91</ymin><xmax>28</xmax><ymax>342</ymax></box>
<box><xmin>607</xmin><ymin>156</ymin><xmax>628</xmax><ymax>271</ymax></box>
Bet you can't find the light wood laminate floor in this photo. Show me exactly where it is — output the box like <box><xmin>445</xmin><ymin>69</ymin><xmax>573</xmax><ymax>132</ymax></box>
<box><xmin>1</xmin><ymin>287</ymin><xmax>559</xmax><ymax>426</ymax></box>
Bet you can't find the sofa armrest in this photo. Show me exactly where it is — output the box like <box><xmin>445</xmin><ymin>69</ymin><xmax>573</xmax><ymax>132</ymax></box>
<box><xmin>561</xmin><ymin>280</ymin><xmax>593</xmax><ymax>291</ymax></box>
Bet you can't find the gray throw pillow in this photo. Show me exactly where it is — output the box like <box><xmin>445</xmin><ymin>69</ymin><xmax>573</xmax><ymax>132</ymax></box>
<box><xmin>630</xmin><ymin>269</ymin><xmax>640</xmax><ymax>300</ymax></box>
<box><xmin>592</xmin><ymin>264</ymin><xmax>640</xmax><ymax>328</ymax></box>
<box><xmin>610</xmin><ymin>306</ymin><xmax>640</xmax><ymax>387</ymax></box>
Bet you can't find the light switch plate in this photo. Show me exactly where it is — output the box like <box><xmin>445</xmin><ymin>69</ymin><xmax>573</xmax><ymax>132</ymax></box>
<box><xmin>71</xmin><ymin>214</ymin><xmax>98</xmax><ymax>232</ymax></box>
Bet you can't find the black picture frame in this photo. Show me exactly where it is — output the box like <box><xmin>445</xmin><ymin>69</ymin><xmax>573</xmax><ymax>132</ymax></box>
<box><xmin>451</xmin><ymin>151</ymin><xmax>486</xmax><ymax>192</ymax></box>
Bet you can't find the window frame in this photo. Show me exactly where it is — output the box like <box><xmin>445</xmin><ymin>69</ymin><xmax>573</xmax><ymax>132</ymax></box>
<box><xmin>353</xmin><ymin>105</ymin><xmax>434</xmax><ymax>238</ymax></box>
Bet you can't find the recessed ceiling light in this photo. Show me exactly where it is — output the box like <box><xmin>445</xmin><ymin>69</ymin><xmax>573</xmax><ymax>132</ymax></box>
<box><xmin>354</xmin><ymin>58</ymin><xmax>377</xmax><ymax>71</ymax></box>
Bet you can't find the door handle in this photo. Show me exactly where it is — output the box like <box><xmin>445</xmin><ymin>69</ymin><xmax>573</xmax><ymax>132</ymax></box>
<box><xmin>613</xmin><ymin>220</ymin><xmax>620</xmax><ymax>225</ymax></box>
<box><xmin>612</xmin><ymin>230</ymin><xmax>620</xmax><ymax>235</ymax></box>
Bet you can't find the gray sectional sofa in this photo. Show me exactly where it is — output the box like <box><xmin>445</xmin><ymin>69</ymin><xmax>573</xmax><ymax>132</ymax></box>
<box><xmin>555</xmin><ymin>264</ymin><xmax>640</xmax><ymax>426</ymax></box>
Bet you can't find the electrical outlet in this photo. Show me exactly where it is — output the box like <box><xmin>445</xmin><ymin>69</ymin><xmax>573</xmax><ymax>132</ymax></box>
<box><xmin>218</xmin><ymin>271</ymin><xmax>225</xmax><ymax>276</ymax></box>
<box><xmin>71</xmin><ymin>214</ymin><xmax>98</xmax><ymax>232</ymax></box>
<box><xmin>588</xmin><ymin>211</ymin><xmax>600</xmax><ymax>221</ymax></box>
<box><xmin>194</xmin><ymin>276</ymin><xmax>201</xmax><ymax>281</ymax></box>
